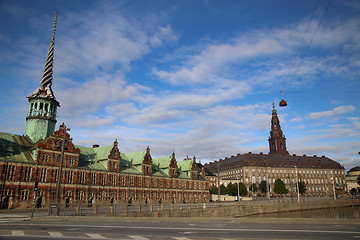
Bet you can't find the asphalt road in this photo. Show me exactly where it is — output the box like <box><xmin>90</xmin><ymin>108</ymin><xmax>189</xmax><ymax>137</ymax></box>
<box><xmin>0</xmin><ymin>216</ymin><xmax>359</xmax><ymax>240</ymax></box>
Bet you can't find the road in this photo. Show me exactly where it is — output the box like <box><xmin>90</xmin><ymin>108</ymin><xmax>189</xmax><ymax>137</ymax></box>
<box><xmin>0</xmin><ymin>216</ymin><xmax>359</xmax><ymax>240</ymax></box>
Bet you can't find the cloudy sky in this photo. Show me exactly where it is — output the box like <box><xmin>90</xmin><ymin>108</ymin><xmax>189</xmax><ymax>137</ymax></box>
<box><xmin>0</xmin><ymin>0</ymin><xmax>359</xmax><ymax>171</ymax></box>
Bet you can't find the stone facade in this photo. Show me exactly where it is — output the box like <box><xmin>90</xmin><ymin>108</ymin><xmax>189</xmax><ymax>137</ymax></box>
<box><xmin>346</xmin><ymin>166</ymin><xmax>360</xmax><ymax>193</ymax></box>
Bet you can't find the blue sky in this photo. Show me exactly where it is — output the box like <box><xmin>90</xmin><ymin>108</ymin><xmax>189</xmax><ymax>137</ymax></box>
<box><xmin>0</xmin><ymin>0</ymin><xmax>359</xmax><ymax>171</ymax></box>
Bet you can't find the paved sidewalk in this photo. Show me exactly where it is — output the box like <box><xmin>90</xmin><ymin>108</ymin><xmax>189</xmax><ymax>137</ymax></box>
<box><xmin>28</xmin><ymin>215</ymin><xmax>360</xmax><ymax>225</ymax></box>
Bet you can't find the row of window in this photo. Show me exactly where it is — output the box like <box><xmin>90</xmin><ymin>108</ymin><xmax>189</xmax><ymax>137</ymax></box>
<box><xmin>1</xmin><ymin>164</ymin><xmax>208</xmax><ymax>190</ymax></box>
<box><xmin>4</xmin><ymin>188</ymin><xmax>207</xmax><ymax>202</ymax></box>
<box><xmin>222</xmin><ymin>168</ymin><xmax>345</xmax><ymax>176</ymax></box>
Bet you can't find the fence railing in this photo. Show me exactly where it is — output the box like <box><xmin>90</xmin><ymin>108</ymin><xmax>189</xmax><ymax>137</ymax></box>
<box><xmin>48</xmin><ymin>198</ymin><xmax>360</xmax><ymax>218</ymax></box>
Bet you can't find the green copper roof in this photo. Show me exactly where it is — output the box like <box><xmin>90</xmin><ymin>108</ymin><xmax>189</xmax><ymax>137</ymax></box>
<box><xmin>0</xmin><ymin>132</ymin><xmax>34</xmax><ymax>164</ymax></box>
<box><xmin>177</xmin><ymin>171</ymin><xmax>191</xmax><ymax>179</ymax></box>
<box><xmin>152</xmin><ymin>156</ymin><xmax>172</xmax><ymax>169</ymax></box>
<box><xmin>177</xmin><ymin>159</ymin><xmax>193</xmax><ymax>172</ymax></box>
<box><xmin>93</xmin><ymin>145</ymin><xmax>113</xmax><ymax>160</ymax></box>
<box><xmin>120</xmin><ymin>151</ymin><xmax>146</xmax><ymax>165</ymax></box>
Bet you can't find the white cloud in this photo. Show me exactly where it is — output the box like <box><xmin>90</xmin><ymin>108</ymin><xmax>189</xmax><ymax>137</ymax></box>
<box><xmin>56</xmin><ymin>71</ymin><xmax>149</xmax><ymax>116</ymax></box>
<box><xmin>308</xmin><ymin>105</ymin><xmax>355</xmax><ymax>120</ymax></box>
<box><xmin>149</xmin><ymin>25</ymin><xmax>179</xmax><ymax>47</ymax></box>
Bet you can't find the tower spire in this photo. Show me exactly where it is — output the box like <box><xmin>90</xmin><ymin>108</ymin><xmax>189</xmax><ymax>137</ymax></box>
<box><xmin>25</xmin><ymin>12</ymin><xmax>60</xmax><ymax>143</ymax></box>
<box><xmin>27</xmin><ymin>12</ymin><xmax>57</xmax><ymax>100</ymax></box>
<box><xmin>268</xmin><ymin>104</ymin><xmax>289</xmax><ymax>155</ymax></box>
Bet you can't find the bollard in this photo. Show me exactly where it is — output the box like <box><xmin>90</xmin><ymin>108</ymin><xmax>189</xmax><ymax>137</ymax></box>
<box><xmin>110</xmin><ymin>206</ymin><xmax>114</xmax><ymax>215</ymax></box>
<box><xmin>75</xmin><ymin>206</ymin><xmax>80</xmax><ymax>216</ymax></box>
<box><xmin>138</xmin><ymin>205</ymin><xmax>141</xmax><ymax>213</ymax></box>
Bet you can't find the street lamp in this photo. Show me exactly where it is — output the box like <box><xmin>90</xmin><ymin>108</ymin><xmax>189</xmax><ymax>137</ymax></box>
<box><xmin>331</xmin><ymin>170</ymin><xmax>336</xmax><ymax>200</ymax></box>
<box><xmin>295</xmin><ymin>166</ymin><xmax>300</xmax><ymax>203</ymax></box>
<box><xmin>266</xmin><ymin>168</ymin><xmax>270</xmax><ymax>200</ymax></box>
<box><xmin>217</xmin><ymin>161</ymin><xmax>220</xmax><ymax>202</ymax></box>
<box><xmin>237</xmin><ymin>175</ymin><xmax>240</xmax><ymax>202</ymax></box>
<box><xmin>53</xmin><ymin>127</ymin><xmax>70</xmax><ymax>216</ymax></box>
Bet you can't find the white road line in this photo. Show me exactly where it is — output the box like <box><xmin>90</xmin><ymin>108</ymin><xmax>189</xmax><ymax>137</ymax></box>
<box><xmin>5</xmin><ymin>223</ymin><xmax>360</xmax><ymax>235</ymax></box>
<box><xmin>49</xmin><ymin>231</ymin><xmax>64</xmax><ymax>237</ymax></box>
<box><xmin>127</xmin><ymin>235</ymin><xmax>150</xmax><ymax>240</ymax></box>
<box><xmin>86</xmin><ymin>233</ymin><xmax>107</xmax><ymax>239</ymax></box>
<box><xmin>172</xmin><ymin>237</ymin><xmax>192</xmax><ymax>240</ymax></box>
<box><xmin>12</xmin><ymin>230</ymin><xmax>25</xmax><ymax>236</ymax></box>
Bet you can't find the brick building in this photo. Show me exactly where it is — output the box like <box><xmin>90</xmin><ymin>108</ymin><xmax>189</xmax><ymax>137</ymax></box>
<box><xmin>0</xmin><ymin>15</ymin><xmax>209</xmax><ymax>209</ymax></box>
<box><xmin>204</xmin><ymin>104</ymin><xmax>346</xmax><ymax>197</ymax></box>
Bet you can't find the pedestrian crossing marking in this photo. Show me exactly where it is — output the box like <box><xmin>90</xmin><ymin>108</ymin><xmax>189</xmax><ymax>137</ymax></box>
<box><xmin>127</xmin><ymin>235</ymin><xmax>150</xmax><ymax>240</ymax></box>
<box><xmin>49</xmin><ymin>231</ymin><xmax>64</xmax><ymax>237</ymax></box>
<box><xmin>12</xmin><ymin>230</ymin><xmax>25</xmax><ymax>236</ymax></box>
<box><xmin>86</xmin><ymin>233</ymin><xmax>107</xmax><ymax>239</ymax></box>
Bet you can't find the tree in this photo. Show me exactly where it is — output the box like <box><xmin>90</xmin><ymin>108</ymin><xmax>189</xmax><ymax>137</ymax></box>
<box><xmin>350</xmin><ymin>188</ymin><xmax>357</xmax><ymax>195</ymax></box>
<box><xmin>249</xmin><ymin>183</ymin><xmax>258</xmax><ymax>193</ymax></box>
<box><xmin>238</xmin><ymin>182</ymin><xmax>248</xmax><ymax>196</ymax></box>
<box><xmin>274</xmin><ymin>178</ymin><xmax>288</xmax><ymax>194</ymax></box>
<box><xmin>226</xmin><ymin>182</ymin><xmax>238</xmax><ymax>196</ymax></box>
<box><xmin>209</xmin><ymin>185</ymin><xmax>218</xmax><ymax>194</ymax></box>
<box><xmin>357</xmin><ymin>176</ymin><xmax>360</xmax><ymax>185</ymax></box>
<box><xmin>259</xmin><ymin>180</ymin><xmax>270</xmax><ymax>193</ymax></box>
<box><xmin>298</xmin><ymin>181</ymin><xmax>307</xmax><ymax>194</ymax></box>
<box><xmin>220</xmin><ymin>184</ymin><xmax>227</xmax><ymax>195</ymax></box>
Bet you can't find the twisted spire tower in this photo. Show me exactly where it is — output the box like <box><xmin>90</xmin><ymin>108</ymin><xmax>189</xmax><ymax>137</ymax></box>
<box><xmin>25</xmin><ymin>13</ymin><xmax>60</xmax><ymax>143</ymax></box>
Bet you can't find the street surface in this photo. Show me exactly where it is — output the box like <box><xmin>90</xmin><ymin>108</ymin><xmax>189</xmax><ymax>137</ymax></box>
<box><xmin>0</xmin><ymin>215</ymin><xmax>359</xmax><ymax>240</ymax></box>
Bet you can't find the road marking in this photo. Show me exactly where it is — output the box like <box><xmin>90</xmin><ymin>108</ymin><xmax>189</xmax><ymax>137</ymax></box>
<box><xmin>49</xmin><ymin>231</ymin><xmax>64</xmax><ymax>237</ymax></box>
<box><xmin>127</xmin><ymin>235</ymin><xmax>150</xmax><ymax>240</ymax></box>
<box><xmin>12</xmin><ymin>230</ymin><xmax>25</xmax><ymax>236</ymax></box>
<box><xmin>5</xmin><ymin>223</ymin><xmax>360</xmax><ymax>235</ymax></box>
<box><xmin>172</xmin><ymin>237</ymin><xmax>192</xmax><ymax>240</ymax></box>
<box><xmin>86</xmin><ymin>233</ymin><xmax>107</xmax><ymax>239</ymax></box>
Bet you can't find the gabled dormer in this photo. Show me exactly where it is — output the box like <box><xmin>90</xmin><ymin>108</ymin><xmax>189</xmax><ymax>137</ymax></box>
<box><xmin>169</xmin><ymin>152</ymin><xmax>178</xmax><ymax>178</ymax></box>
<box><xmin>107</xmin><ymin>139</ymin><xmax>121</xmax><ymax>172</ymax></box>
<box><xmin>36</xmin><ymin>123</ymin><xmax>80</xmax><ymax>168</ymax></box>
<box><xmin>142</xmin><ymin>146</ymin><xmax>152</xmax><ymax>176</ymax></box>
<box><xmin>190</xmin><ymin>156</ymin><xmax>198</xmax><ymax>180</ymax></box>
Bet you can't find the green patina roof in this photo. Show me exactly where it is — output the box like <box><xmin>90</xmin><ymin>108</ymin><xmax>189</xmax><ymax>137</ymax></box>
<box><xmin>76</xmin><ymin>145</ymin><xmax>98</xmax><ymax>166</ymax></box>
<box><xmin>84</xmin><ymin>160</ymin><xmax>107</xmax><ymax>171</ymax></box>
<box><xmin>152</xmin><ymin>168</ymin><xmax>168</xmax><ymax>177</ymax></box>
<box><xmin>177</xmin><ymin>171</ymin><xmax>191</xmax><ymax>179</ymax></box>
<box><xmin>152</xmin><ymin>156</ymin><xmax>172</xmax><ymax>169</ymax></box>
<box><xmin>177</xmin><ymin>159</ymin><xmax>193</xmax><ymax>172</ymax></box>
<box><xmin>0</xmin><ymin>132</ymin><xmax>35</xmax><ymax>164</ymax></box>
<box><xmin>1</xmin><ymin>133</ymin><xmax>202</xmax><ymax>179</ymax></box>
<box><xmin>120</xmin><ymin>151</ymin><xmax>146</xmax><ymax>165</ymax></box>
<box><xmin>93</xmin><ymin>145</ymin><xmax>114</xmax><ymax>160</ymax></box>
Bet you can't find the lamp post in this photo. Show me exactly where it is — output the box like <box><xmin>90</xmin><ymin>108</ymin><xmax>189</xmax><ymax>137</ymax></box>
<box><xmin>53</xmin><ymin>127</ymin><xmax>70</xmax><ymax>216</ymax></box>
<box><xmin>331</xmin><ymin>170</ymin><xmax>336</xmax><ymax>200</ymax></box>
<box><xmin>237</xmin><ymin>175</ymin><xmax>240</xmax><ymax>202</ymax></box>
<box><xmin>217</xmin><ymin>161</ymin><xmax>220</xmax><ymax>202</ymax></box>
<box><xmin>266</xmin><ymin>168</ymin><xmax>270</xmax><ymax>200</ymax></box>
<box><xmin>295</xmin><ymin>166</ymin><xmax>300</xmax><ymax>203</ymax></box>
